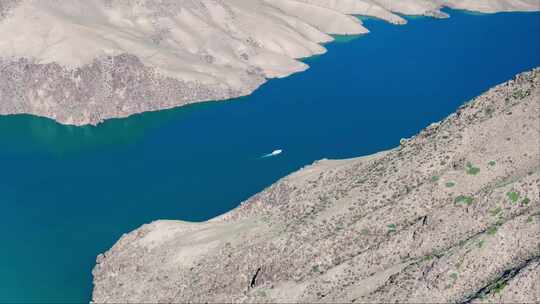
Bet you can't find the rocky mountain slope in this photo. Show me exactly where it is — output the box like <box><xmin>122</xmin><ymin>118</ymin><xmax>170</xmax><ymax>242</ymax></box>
<box><xmin>92</xmin><ymin>68</ymin><xmax>540</xmax><ymax>303</ymax></box>
<box><xmin>1</xmin><ymin>0</ymin><xmax>538</xmax><ymax>125</ymax></box>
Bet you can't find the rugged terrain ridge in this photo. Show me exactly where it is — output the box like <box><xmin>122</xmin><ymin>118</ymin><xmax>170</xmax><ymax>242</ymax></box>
<box><xmin>92</xmin><ymin>68</ymin><xmax>540</xmax><ymax>303</ymax></box>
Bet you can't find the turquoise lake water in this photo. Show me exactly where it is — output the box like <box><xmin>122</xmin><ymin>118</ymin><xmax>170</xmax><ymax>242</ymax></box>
<box><xmin>1</xmin><ymin>9</ymin><xmax>539</xmax><ymax>303</ymax></box>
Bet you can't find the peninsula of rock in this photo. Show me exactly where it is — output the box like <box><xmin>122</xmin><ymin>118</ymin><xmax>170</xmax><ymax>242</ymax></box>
<box><xmin>0</xmin><ymin>0</ymin><xmax>538</xmax><ymax>125</ymax></box>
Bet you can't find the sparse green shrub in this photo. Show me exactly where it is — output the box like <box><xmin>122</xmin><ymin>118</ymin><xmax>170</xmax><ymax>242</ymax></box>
<box><xmin>492</xmin><ymin>281</ymin><xmax>507</xmax><ymax>294</ymax></box>
<box><xmin>421</xmin><ymin>255</ymin><xmax>434</xmax><ymax>262</ymax></box>
<box><xmin>357</xmin><ymin>178</ymin><xmax>367</xmax><ymax>184</ymax></box>
<box><xmin>487</xmin><ymin>225</ymin><xmax>498</xmax><ymax>235</ymax></box>
<box><xmin>455</xmin><ymin>195</ymin><xmax>474</xmax><ymax>206</ymax></box>
<box><xmin>507</xmin><ymin>191</ymin><xmax>519</xmax><ymax>203</ymax></box>
<box><xmin>489</xmin><ymin>207</ymin><xmax>502</xmax><ymax>216</ymax></box>
<box><xmin>466</xmin><ymin>162</ymin><xmax>480</xmax><ymax>175</ymax></box>
<box><xmin>445</xmin><ymin>181</ymin><xmax>455</xmax><ymax>188</ymax></box>
<box><xmin>511</xmin><ymin>89</ymin><xmax>530</xmax><ymax>100</ymax></box>
<box><xmin>387</xmin><ymin>224</ymin><xmax>396</xmax><ymax>232</ymax></box>
<box><xmin>431</xmin><ymin>175</ymin><xmax>440</xmax><ymax>182</ymax></box>
<box><xmin>521</xmin><ymin>197</ymin><xmax>530</xmax><ymax>205</ymax></box>
<box><xmin>360</xmin><ymin>228</ymin><xmax>369</xmax><ymax>235</ymax></box>
<box><xmin>488</xmin><ymin>161</ymin><xmax>496</xmax><ymax>166</ymax></box>
<box><xmin>477</xmin><ymin>240</ymin><xmax>485</xmax><ymax>248</ymax></box>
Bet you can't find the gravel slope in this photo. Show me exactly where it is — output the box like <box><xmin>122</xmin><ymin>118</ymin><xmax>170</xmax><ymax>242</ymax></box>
<box><xmin>92</xmin><ymin>68</ymin><xmax>540</xmax><ymax>303</ymax></box>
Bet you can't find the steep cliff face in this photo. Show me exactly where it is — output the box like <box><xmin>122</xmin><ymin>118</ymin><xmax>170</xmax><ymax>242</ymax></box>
<box><xmin>92</xmin><ymin>68</ymin><xmax>540</xmax><ymax>303</ymax></box>
<box><xmin>0</xmin><ymin>0</ymin><xmax>538</xmax><ymax>125</ymax></box>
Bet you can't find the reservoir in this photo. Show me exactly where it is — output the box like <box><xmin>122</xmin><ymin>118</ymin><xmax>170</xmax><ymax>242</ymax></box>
<box><xmin>0</xmin><ymin>9</ymin><xmax>539</xmax><ymax>302</ymax></box>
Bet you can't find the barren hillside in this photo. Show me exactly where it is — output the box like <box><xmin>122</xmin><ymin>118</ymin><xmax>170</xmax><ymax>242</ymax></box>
<box><xmin>93</xmin><ymin>68</ymin><xmax>540</xmax><ymax>303</ymax></box>
<box><xmin>1</xmin><ymin>0</ymin><xmax>538</xmax><ymax>125</ymax></box>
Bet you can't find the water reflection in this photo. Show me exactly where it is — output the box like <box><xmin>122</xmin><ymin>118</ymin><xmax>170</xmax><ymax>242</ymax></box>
<box><xmin>0</xmin><ymin>100</ymin><xmax>230</xmax><ymax>156</ymax></box>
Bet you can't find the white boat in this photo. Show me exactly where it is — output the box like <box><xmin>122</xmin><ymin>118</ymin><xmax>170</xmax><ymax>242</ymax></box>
<box><xmin>262</xmin><ymin>149</ymin><xmax>283</xmax><ymax>158</ymax></box>
<box><xmin>271</xmin><ymin>149</ymin><xmax>283</xmax><ymax>156</ymax></box>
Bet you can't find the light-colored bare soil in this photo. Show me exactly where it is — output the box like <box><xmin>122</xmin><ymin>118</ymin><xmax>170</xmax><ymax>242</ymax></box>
<box><xmin>1</xmin><ymin>0</ymin><xmax>538</xmax><ymax>125</ymax></box>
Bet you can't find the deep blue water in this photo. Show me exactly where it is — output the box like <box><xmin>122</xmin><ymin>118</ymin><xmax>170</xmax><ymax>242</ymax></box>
<box><xmin>1</xmin><ymin>9</ymin><xmax>539</xmax><ymax>303</ymax></box>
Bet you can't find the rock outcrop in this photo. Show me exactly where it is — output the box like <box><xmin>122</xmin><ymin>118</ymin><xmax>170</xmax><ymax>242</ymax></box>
<box><xmin>92</xmin><ymin>68</ymin><xmax>540</xmax><ymax>303</ymax></box>
<box><xmin>1</xmin><ymin>0</ymin><xmax>538</xmax><ymax>125</ymax></box>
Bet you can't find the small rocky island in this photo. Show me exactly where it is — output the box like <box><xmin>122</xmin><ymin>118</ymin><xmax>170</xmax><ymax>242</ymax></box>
<box><xmin>93</xmin><ymin>69</ymin><xmax>540</xmax><ymax>303</ymax></box>
<box><xmin>1</xmin><ymin>0</ymin><xmax>538</xmax><ymax>125</ymax></box>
